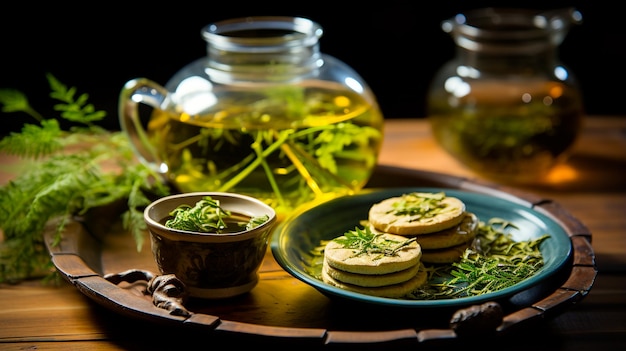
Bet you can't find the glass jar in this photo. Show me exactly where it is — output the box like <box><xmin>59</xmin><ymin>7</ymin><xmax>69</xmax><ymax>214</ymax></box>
<box><xmin>426</xmin><ymin>8</ymin><xmax>584</xmax><ymax>184</ymax></box>
<box><xmin>119</xmin><ymin>16</ymin><xmax>384</xmax><ymax>220</ymax></box>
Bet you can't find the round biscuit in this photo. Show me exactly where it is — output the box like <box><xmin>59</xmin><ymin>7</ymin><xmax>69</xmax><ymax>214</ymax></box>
<box><xmin>323</xmin><ymin>257</ymin><xmax>420</xmax><ymax>287</ymax></box>
<box><xmin>324</xmin><ymin>232</ymin><xmax>421</xmax><ymax>275</ymax></box>
<box><xmin>370</xmin><ymin>212</ymin><xmax>479</xmax><ymax>250</ymax></box>
<box><xmin>420</xmin><ymin>241</ymin><xmax>472</xmax><ymax>264</ymax></box>
<box><xmin>322</xmin><ymin>263</ymin><xmax>428</xmax><ymax>298</ymax></box>
<box><xmin>368</xmin><ymin>194</ymin><xmax>466</xmax><ymax>235</ymax></box>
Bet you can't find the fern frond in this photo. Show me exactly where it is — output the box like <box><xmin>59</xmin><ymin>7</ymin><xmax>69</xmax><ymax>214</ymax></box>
<box><xmin>0</xmin><ymin>88</ymin><xmax>43</xmax><ymax>121</ymax></box>
<box><xmin>0</xmin><ymin>75</ymin><xmax>171</xmax><ymax>284</ymax></box>
<box><xmin>47</xmin><ymin>73</ymin><xmax>107</xmax><ymax>125</ymax></box>
<box><xmin>122</xmin><ymin>163</ymin><xmax>170</xmax><ymax>251</ymax></box>
<box><xmin>0</xmin><ymin>119</ymin><xmax>64</xmax><ymax>158</ymax></box>
<box><xmin>0</xmin><ymin>153</ymin><xmax>103</xmax><ymax>283</ymax></box>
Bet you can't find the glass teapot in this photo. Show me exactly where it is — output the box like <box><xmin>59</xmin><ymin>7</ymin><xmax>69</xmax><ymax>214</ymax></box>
<box><xmin>119</xmin><ymin>16</ymin><xmax>384</xmax><ymax>220</ymax></box>
<box><xmin>426</xmin><ymin>8</ymin><xmax>584</xmax><ymax>184</ymax></box>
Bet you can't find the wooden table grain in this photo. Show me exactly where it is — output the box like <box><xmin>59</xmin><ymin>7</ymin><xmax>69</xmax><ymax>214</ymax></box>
<box><xmin>1</xmin><ymin>116</ymin><xmax>625</xmax><ymax>350</ymax></box>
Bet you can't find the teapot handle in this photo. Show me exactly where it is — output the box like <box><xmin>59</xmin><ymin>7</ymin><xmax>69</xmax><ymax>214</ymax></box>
<box><xmin>118</xmin><ymin>78</ymin><xmax>169</xmax><ymax>174</ymax></box>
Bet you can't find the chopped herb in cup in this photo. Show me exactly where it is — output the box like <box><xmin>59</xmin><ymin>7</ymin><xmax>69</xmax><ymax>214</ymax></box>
<box><xmin>165</xmin><ymin>196</ymin><xmax>268</xmax><ymax>233</ymax></box>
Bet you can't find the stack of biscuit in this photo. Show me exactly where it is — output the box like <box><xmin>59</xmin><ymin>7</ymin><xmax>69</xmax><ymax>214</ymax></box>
<box><xmin>368</xmin><ymin>192</ymin><xmax>478</xmax><ymax>264</ymax></box>
<box><xmin>320</xmin><ymin>192</ymin><xmax>478</xmax><ymax>298</ymax></box>
<box><xmin>321</xmin><ymin>229</ymin><xmax>428</xmax><ymax>298</ymax></box>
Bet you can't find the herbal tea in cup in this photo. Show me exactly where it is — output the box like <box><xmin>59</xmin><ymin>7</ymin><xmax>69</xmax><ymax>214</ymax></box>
<box><xmin>144</xmin><ymin>192</ymin><xmax>277</xmax><ymax>299</ymax></box>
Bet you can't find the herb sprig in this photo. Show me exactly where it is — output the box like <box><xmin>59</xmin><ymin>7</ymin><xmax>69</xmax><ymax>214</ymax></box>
<box><xmin>331</xmin><ymin>226</ymin><xmax>417</xmax><ymax>260</ymax></box>
<box><xmin>0</xmin><ymin>74</ymin><xmax>170</xmax><ymax>284</ymax></box>
<box><xmin>310</xmin><ymin>217</ymin><xmax>549</xmax><ymax>300</ymax></box>
<box><xmin>166</xmin><ymin>196</ymin><xmax>230</xmax><ymax>232</ymax></box>
<box><xmin>409</xmin><ymin>218</ymin><xmax>549</xmax><ymax>299</ymax></box>
<box><xmin>164</xmin><ymin>195</ymin><xmax>269</xmax><ymax>233</ymax></box>
<box><xmin>390</xmin><ymin>192</ymin><xmax>453</xmax><ymax>219</ymax></box>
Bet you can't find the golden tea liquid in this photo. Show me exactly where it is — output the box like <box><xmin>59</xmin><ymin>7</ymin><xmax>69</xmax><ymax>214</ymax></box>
<box><xmin>147</xmin><ymin>82</ymin><xmax>384</xmax><ymax>219</ymax></box>
<box><xmin>428</xmin><ymin>80</ymin><xmax>583</xmax><ymax>182</ymax></box>
<box><xmin>427</xmin><ymin>8</ymin><xmax>585</xmax><ymax>184</ymax></box>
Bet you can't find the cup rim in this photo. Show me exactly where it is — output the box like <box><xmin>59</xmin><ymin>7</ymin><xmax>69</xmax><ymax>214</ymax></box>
<box><xmin>144</xmin><ymin>191</ymin><xmax>277</xmax><ymax>242</ymax></box>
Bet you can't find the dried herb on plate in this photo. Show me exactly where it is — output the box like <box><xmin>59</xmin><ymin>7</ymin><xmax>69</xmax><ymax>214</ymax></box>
<box><xmin>309</xmin><ymin>217</ymin><xmax>549</xmax><ymax>300</ymax></box>
<box><xmin>408</xmin><ymin>218</ymin><xmax>549</xmax><ymax>299</ymax></box>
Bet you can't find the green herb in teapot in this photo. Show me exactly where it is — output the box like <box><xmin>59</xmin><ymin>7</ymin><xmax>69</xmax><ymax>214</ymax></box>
<box><xmin>148</xmin><ymin>83</ymin><xmax>383</xmax><ymax>219</ymax></box>
<box><xmin>119</xmin><ymin>17</ymin><xmax>385</xmax><ymax>220</ymax></box>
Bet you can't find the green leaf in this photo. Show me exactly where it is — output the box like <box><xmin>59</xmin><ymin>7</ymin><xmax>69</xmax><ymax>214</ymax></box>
<box><xmin>0</xmin><ymin>89</ymin><xmax>30</xmax><ymax>113</ymax></box>
<box><xmin>0</xmin><ymin>119</ymin><xmax>63</xmax><ymax>158</ymax></box>
<box><xmin>0</xmin><ymin>75</ymin><xmax>171</xmax><ymax>284</ymax></box>
<box><xmin>332</xmin><ymin>226</ymin><xmax>417</xmax><ymax>259</ymax></box>
<box><xmin>0</xmin><ymin>88</ymin><xmax>43</xmax><ymax>121</ymax></box>
<box><xmin>165</xmin><ymin>196</ymin><xmax>231</xmax><ymax>233</ymax></box>
<box><xmin>47</xmin><ymin>73</ymin><xmax>107</xmax><ymax>124</ymax></box>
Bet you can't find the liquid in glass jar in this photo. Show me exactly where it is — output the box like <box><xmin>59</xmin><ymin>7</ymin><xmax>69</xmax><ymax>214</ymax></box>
<box><xmin>429</xmin><ymin>79</ymin><xmax>583</xmax><ymax>182</ymax></box>
<box><xmin>119</xmin><ymin>17</ymin><xmax>385</xmax><ymax>220</ymax></box>
<box><xmin>427</xmin><ymin>8</ymin><xmax>584</xmax><ymax>184</ymax></box>
<box><xmin>146</xmin><ymin>81</ymin><xmax>383</xmax><ymax>218</ymax></box>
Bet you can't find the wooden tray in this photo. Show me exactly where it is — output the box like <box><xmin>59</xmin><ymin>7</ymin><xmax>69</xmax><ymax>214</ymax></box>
<box><xmin>44</xmin><ymin>165</ymin><xmax>597</xmax><ymax>347</ymax></box>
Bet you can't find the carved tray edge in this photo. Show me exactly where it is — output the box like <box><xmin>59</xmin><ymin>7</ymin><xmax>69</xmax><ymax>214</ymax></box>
<box><xmin>43</xmin><ymin>165</ymin><xmax>598</xmax><ymax>347</ymax></box>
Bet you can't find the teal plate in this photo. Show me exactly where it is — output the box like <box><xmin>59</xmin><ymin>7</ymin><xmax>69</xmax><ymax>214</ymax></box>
<box><xmin>271</xmin><ymin>187</ymin><xmax>572</xmax><ymax>309</ymax></box>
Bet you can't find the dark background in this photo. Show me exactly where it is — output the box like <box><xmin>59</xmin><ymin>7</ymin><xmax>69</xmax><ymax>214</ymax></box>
<box><xmin>1</xmin><ymin>1</ymin><xmax>623</xmax><ymax>134</ymax></box>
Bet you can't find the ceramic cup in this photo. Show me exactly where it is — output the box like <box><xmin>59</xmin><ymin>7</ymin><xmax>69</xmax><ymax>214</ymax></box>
<box><xmin>144</xmin><ymin>192</ymin><xmax>277</xmax><ymax>299</ymax></box>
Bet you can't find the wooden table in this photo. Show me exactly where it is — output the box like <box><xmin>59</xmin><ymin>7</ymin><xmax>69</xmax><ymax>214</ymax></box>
<box><xmin>1</xmin><ymin>116</ymin><xmax>625</xmax><ymax>350</ymax></box>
